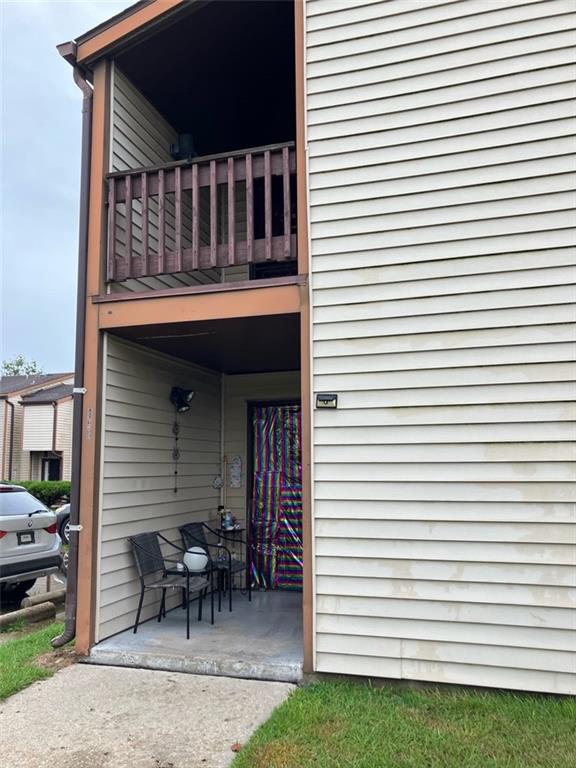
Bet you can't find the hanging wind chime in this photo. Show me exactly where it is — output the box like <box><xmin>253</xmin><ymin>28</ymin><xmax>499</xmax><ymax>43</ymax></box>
<box><xmin>172</xmin><ymin>418</ymin><xmax>180</xmax><ymax>493</ymax></box>
<box><xmin>168</xmin><ymin>386</ymin><xmax>195</xmax><ymax>494</ymax></box>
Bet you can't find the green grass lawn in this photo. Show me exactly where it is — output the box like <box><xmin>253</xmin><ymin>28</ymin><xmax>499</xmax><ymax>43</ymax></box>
<box><xmin>233</xmin><ymin>681</ymin><xmax>576</xmax><ymax>768</ymax></box>
<box><xmin>0</xmin><ymin>622</ymin><xmax>65</xmax><ymax>700</ymax></box>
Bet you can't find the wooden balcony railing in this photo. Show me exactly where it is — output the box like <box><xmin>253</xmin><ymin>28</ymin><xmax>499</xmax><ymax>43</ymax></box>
<box><xmin>106</xmin><ymin>142</ymin><xmax>297</xmax><ymax>283</ymax></box>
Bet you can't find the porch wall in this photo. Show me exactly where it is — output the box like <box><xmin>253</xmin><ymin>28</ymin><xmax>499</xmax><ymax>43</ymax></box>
<box><xmin>222</xmin><ymin>371</ymin><xmax>300</xmax><ymax>526</ymax></box>
<box><xmin>97</xmin><ymin>336</ymin><xmax>222</xmax><ymax>641</ymax></box>
<box><xmin>304</xmin><ymin>0</ymin><xmax>576</xmax><ymax>694</ymax></box>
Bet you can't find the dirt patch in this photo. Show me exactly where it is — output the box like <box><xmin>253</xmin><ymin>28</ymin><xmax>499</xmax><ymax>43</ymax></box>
<box><xmin>36</xmin><ymin>647</ymin><xmax>78</xmax><ymax>673</ymax></box>
<box><xmin>0</xmin><ymin>617</ymin><xmax>57</xmax><ymax>645</ymax></box>
<box><xmin>249</xmin><ymin>740</ymin><xmax>312</xmax><ymax>768</ymax></box>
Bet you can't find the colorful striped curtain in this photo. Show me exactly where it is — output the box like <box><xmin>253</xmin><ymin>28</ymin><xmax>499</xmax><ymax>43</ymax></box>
<box><xmin>251</xmin><ymin>405</ymin><xmax>303</xmax><ymax>590</ymax></box>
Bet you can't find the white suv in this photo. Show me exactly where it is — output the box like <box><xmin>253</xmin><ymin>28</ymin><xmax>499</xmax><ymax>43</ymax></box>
<box><xmin>0</xmin><ymin>484</ymin><xmax>62</xmax><ymax>603</ymax></box>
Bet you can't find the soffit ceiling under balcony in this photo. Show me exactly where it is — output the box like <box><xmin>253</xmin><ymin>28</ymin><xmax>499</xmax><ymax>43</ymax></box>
<box><xmin>112</xmin><ymin>313</ymin><xmax>301</xmax><ymax>375</ymax></box>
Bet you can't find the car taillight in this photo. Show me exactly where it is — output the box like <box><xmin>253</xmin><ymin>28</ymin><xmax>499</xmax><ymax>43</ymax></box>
<box><xmin>44</xmin><ymin>523</ymin><xmax>58</xmax><ymax>534</ymax></box>
<box><xmin>0</xmin><ymin>531</ymin><xmax>6</xmax><ymax>539</ymax></box>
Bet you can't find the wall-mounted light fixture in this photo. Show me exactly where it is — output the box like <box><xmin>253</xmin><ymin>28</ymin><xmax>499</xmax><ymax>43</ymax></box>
<box><xmin>316</xmin><ymin>393</ymin><xmax>338</xmax><ymax>409</ymax></box>
<box><xmin>170</xmin><ymin>387</ymin><xmax>195</xmax><ymax>413</ymax></box>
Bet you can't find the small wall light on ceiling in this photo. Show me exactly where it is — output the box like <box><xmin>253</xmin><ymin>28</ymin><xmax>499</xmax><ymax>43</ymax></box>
<box><xmin>170</xmin><ymin>387</ymin><xmax>195</xmax><ymax>413</ymax></box>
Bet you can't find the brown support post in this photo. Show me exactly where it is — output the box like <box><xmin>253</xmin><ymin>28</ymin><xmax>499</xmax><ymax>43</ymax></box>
<box><xmin>295</xmin><ymin>0</ymin><xmax>313</xmax><ymax>675</ymax></box>
<box><xmin>75</xmin><ymin>59</ymin><xmax>110</xmax><ymax>655</ymax></box>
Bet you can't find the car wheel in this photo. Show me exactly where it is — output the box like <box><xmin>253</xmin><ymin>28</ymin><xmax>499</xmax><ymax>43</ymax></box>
<box><xmin>60</xmin><ymin>516</ymin><xmax>71</xmax><ymax>545</ymax></box>
<box><xmin>60</xmin><ymin>550</ymin><xmax>69</xmax><ymax>575</ymax></box>
<box><xmin>0</xmin><ymin>579</ymin><xmax>36</xmax><ymax>606</ymax></box>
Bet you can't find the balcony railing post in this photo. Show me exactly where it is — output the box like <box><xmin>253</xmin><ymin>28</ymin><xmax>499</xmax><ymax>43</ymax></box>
<box><xmin>141</xmin><ymin>172</ymin><xmax>149</xmax><ymax>276</ymax></box>
<box><xmin>227</xmin><ymin>157</ymin><xmax>235</xmax><ymax>266</ymax></box>
<box><xmin>282</xmin><ymin>146</ymin><xmax>291</xmax><ymax>261</ymax></box>
<box><xmin>264</xmin><ymin>150</ymin><xmax>272</xmax><ymax>261</ymax></box>
<box><xmin>210</xmin><ymin>160</ymin><xmax>217</xmax><ymax>268</ymax></box>
<box><xmin>246</xmin><ymin>153</ymin><xmax>254</xmax><ymax>263</ymax></box>
<box><xmin>191</xmin><ymin>163</ymin><xmax>199</xmax><ymax>271</ymax></box>
<box><xmin>125</xmin><ymin>174</ymin><xmax>132</xmax><ymax>279</ymax></box>
<box><xmin>158</xmin><ymin>169</ymin><xmax>166</xmax><ymax>274</ymax></box>
<box><xmin>106</xmin><ymin>179</ymin><xmax>116</xmax><ymax>281</ymax></box>
<box><xmin>175</xmin><ymin>166</ymin><xmax>182</xmax><ymax>273</ymax></box>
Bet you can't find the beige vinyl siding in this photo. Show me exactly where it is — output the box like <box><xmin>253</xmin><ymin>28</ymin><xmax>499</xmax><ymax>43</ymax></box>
<box><xmin>305</xmin><ymin>0</ymin><xmax>576</xmax><ymax>695</ymax></box>
<box><xmin>56</xmin><ymin>399</ymin><xmax>73</xmax><ymax>481</ymax></box>
<box><xmin>22</xmin><ymin>406</ymin><xmax>54</xmax><ymax>452</ymax></box>
<box><xmin>97</xmin><ymin>336</ymin><xmax>221</xmax><ymax>641</ymax></box>
<box><xmin>222</xmin><ymin>372</ymin><xmax>301</xmax><ymax>525</ymax></box>
<box><xmin>0</xmin><ymin>400</ymin><xmax>5</xmax><ymax>478</ymax></box>
<box><xmin>10</xmin><ymin>404</ymin><xmax>27</xmax><ymax>480</ymax></box>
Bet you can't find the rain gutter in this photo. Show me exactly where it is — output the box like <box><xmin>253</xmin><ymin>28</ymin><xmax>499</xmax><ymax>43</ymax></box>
<box><xmin>52</xmin><ymin>43</ymin><xmax>92</xmax><ymax>648</ymax></box>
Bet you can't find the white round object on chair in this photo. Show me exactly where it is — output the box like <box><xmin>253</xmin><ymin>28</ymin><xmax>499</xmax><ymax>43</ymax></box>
<box><xmin>183</xmin><ymin>547</ymin><xmax>208</xmax><ymax>572</ymax></box>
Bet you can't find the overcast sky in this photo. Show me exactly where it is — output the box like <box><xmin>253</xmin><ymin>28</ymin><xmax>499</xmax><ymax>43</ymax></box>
<box><xmin>1</xmin><ymin>0</ymin><xmax>132</xmax><ymax>373</ymax></box>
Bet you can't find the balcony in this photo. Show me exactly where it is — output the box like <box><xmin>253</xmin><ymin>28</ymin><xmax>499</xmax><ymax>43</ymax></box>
<box><xmin>105</xmin><ymin>142</ymin><xmax>297</xmax><ymax>290</ymax></box>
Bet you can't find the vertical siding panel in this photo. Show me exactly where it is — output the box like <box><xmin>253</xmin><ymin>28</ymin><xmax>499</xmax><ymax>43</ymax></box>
<box><xmin>305</xmin><ymin>0</ymin><xmax>576</xmax><ymax>695</ymax></box>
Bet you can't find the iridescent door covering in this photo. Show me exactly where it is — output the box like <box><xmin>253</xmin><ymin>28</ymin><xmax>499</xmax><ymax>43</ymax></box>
<box><xmin>250</xmin><ymin>404</ymin><xmax>303</xmax><ymax>590</ymax></box>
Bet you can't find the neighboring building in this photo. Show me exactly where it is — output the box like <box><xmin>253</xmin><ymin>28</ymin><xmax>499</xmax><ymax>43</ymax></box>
<box><xmin>59</xmin><ymin>0</ymin><xmax>575</xmax><ymax>695</ymax></box>
<box><xmin>0</xmin><ymin>374</ymin><xmax>74</xmax><ymax>481</ymax></box>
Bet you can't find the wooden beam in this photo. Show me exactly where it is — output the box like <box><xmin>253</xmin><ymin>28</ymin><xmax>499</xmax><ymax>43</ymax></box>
<box><xmin>75</xmin><ymin>59</ymin><xmax>110</xmax><ymax>655</ymax></box>
<box><xmin>97</xmin><ymin>281</ymin><xmax>304</xmax><ymax>330</ymax></box>
<box><xmin>294</xmin><ymin>0</ymin><xmax>314</xmax><ymax>676</ymax></box>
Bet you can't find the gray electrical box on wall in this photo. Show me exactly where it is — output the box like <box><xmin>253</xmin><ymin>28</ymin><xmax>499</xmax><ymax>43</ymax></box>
<box><xmin>316</xmin><ymin>393</ymin><xmax>338</xmax><ymax>409</ymax></box>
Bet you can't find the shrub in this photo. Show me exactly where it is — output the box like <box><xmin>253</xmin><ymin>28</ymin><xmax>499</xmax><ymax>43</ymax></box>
<box><xmin>8</xmin><ymin>481</ymin><xmax>70</xmax><ymax>508</ymax></box>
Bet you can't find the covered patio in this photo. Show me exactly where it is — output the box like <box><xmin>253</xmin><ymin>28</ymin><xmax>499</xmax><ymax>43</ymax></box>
<box><xmin>88</xmin><ymin>590</ymin><xmax>302</xmax><ymax>683</ymax></box>
<box><xmin>88</xmin><ymin>311</ymin><xmax>304</xmax><ymax>682</ymax></box>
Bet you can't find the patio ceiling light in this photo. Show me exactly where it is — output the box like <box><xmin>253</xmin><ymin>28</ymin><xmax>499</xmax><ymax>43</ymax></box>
<box><xmin>170</xmin><ymin>387</ymin><xmax>195</xmax><ymax>413</ymax></box>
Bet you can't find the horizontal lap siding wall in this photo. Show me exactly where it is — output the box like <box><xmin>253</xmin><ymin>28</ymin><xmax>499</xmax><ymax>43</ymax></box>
<box><xmin>96</xmin><ymin>336</ymin><xmax>221</xmax><ymax>641</ymax></box>
<box><xmin>305</xmin><ymin>0</ymin><xmax>576</xmax><ymax>694</ymax></box>
<box><xmin>22</xmin><ymin>406</ymin><xmax>54</xmax><ymax>452</ymax></box>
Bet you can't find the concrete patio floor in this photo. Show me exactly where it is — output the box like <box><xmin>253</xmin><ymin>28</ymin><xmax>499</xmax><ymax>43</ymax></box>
<box><xmin>88</xmin><ymin>590</ymin><xmax>303</xmax><ymax>683</ymax></box>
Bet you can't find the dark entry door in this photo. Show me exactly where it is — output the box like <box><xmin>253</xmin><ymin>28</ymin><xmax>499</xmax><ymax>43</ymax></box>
<box><xmin>42</xmin><ymin>457</ymin><xmax>61</xmax><ymax>481</ymax></box>
<box><xmin>250</xmin><ymin>403</ymin><xmax>303</xmax><ymax>591</ymax></box>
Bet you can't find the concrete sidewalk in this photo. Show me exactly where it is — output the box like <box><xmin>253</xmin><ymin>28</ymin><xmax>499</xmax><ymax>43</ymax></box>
<box><xmin>0</xmin><ymin>665</ymin><xmax>294</xmax><ymax>768</ymax></box>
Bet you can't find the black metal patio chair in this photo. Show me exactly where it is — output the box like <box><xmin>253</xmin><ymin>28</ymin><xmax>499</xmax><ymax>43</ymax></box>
<box><xmin>129</xmin><ymin>531</ymin><xmax>213</xmax><ymax>639</ymax></box>
<box><xmin>179</xmin><ymin>522</ymin><xmax>251</xmax><ymax>614</ymax></box>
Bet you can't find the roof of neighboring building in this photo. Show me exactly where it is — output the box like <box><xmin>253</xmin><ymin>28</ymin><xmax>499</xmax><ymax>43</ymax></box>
<box><xmin>20</xmin><ymin>383</ymin><xmax>75</xmax><ymax>405</ymax></box>
<box><xmin>0</xmin><ymin>374</ymin><xmax>72</xmax><ymax>397</ymax></box>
